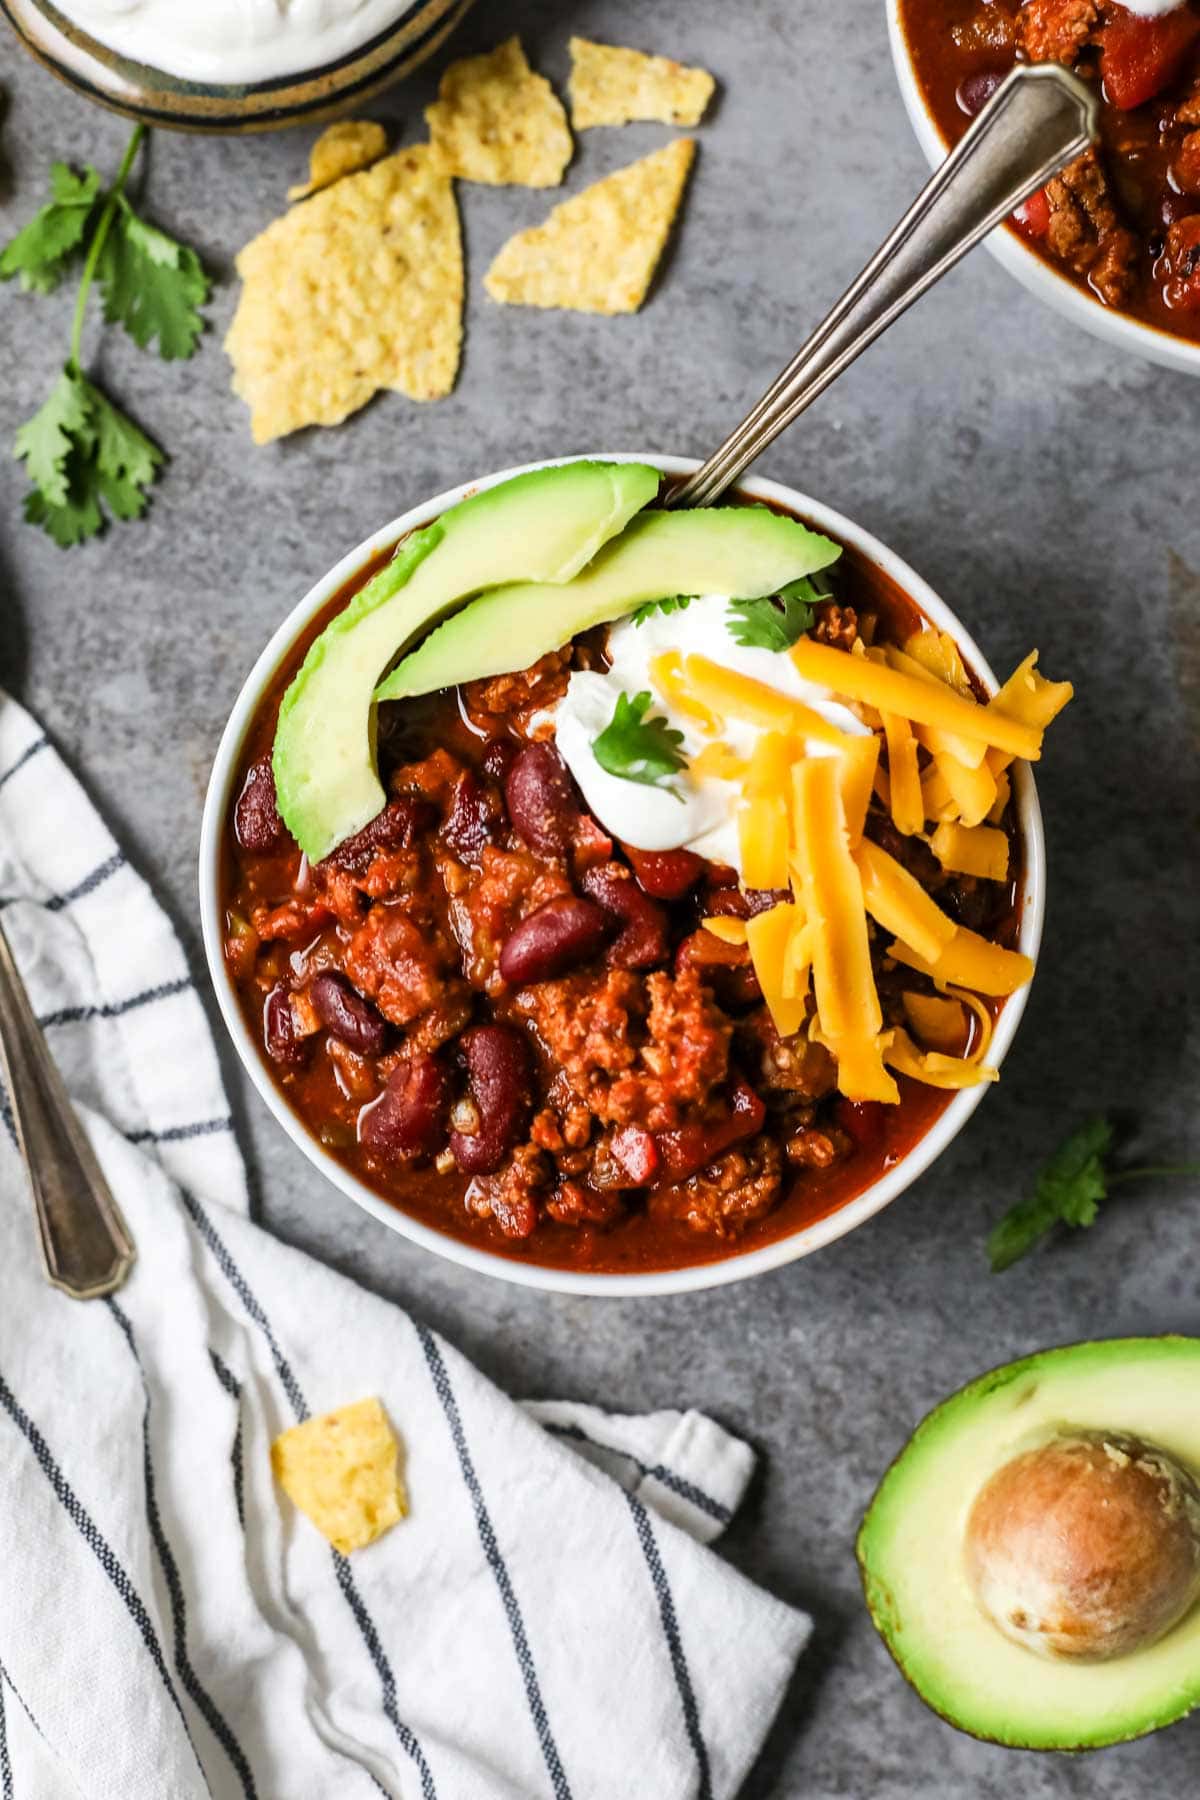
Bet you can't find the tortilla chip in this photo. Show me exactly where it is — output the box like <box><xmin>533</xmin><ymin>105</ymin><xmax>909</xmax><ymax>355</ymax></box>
<box><xmin>288</xmin><ymin>120</ymin><xmax>388</xmax><ymax>200</ymax></box>
<box><xmin>426</xmin><ymin>35</ymin><xmax>572</xmax><ymax>187</ymax></box>
<box><xmin>484</xmin><ymin>138</ymin><xmax>696</xmax><ymax>315</ymax></box>
<box><xmin>271</xmin><ymin>1397</ymin><xmax>406</xmax><ymax>1554</ymax></box>
<box><xmin>226</xmin><ymin>145</ymin><xmax>463</xmax><ymax>443</ymax></box>
<box><xmin>568</xmin><ymin>38</ymin><xmax>715</xmax><ymax>129</ymax></box>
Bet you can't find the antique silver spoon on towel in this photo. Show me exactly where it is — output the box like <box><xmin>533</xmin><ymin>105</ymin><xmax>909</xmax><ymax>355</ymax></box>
<box><xmin>0</xmin><ymin>916</ymin><xmax>134</xmax><ymax>1298</ymax></box>
<box><xmin>668</xmin><ymin>63</ymin><xmax>1099</xmax><ymax>510</ymax></box>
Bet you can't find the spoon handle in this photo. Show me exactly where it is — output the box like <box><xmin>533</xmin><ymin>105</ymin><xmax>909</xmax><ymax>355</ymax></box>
<box><xmin>0</xmin><ymin>916</ymin><xmax>135</xmax><ymax>1299</ymax></box>
<box><xmin>669</xmin><ymin>64</ymin><xmax>1099</xmax><ymax>511</ymax></box>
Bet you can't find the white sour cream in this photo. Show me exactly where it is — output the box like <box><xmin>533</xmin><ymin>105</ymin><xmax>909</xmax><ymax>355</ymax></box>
<box><xmin>55</xmin><ymin>0</ymin><xmax>412</xmax><ymax>85</ymax></box>
<box><xmin>552</xmin><ymin>595</ymin><xmax>867</xmax><ymax>878</ymax></box>
<box><xmin>1118</xmin><ymin>0</ymin><xmax>1188</xmax><ymax>14</ymax></box>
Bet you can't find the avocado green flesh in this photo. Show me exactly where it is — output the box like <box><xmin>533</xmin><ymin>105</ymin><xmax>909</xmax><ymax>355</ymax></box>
<box><xmin>272</xmin><ymin>460</ymin><xmax>660</xmax><ymax>862</ymax></box>
<box><xmin>375</xmin><ymin>506</ymin><xmax>841</xmax><ymax>702</ymax></box>
<box><xmin>857</xmin><ymin>1337</ymin><xmax>1200</xmax><ymax>1750</ymax></box>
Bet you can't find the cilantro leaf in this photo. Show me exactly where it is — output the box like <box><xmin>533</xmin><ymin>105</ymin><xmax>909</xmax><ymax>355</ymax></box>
<box><xmin>987</xmin><ymin>1116</ymin><xmax>1114</xmax><ymax>1272</ymax></box>
<box><xmin>14</xmin><ymin>366</ymin><xmax>162</xmax><ymax>547</ymax></box>
<box><xmin>97</xmin><ymin>196</ymin><xmax>210</xmax><ymax>360</ymax></box>
<box><xmin>727</xmin><ymin>575</ymin><xmax>832</xmax><ymax>652</ymax></box>
<box><xmin>0</xmin><ymin>163</ymin><xmax>103</xmax><ymax>293</ymax></box>
<box><xmin>593</xmin><ymin>690</ymin><xmax>688</xmax><ymax>796</ymax></box>
<box><xmin>632</xmin><ymin>595</ymin><xmax>695</xmax><ymax>627</ymax></box>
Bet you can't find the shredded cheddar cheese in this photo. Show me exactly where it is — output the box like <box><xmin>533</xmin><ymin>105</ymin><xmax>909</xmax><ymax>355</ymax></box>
<box><xmin>854</xmin><ymin>838</ymin><xmax>957</xmax><ymax>967</ymax></box>
<box><xmin>882</xmin><ymin>710</ymin><xmax>923</xmax><ymax>837</ymax></box>
<box><xmin>884</xmin><ymin>1027</ymin><xmax>998</xmax><ymax>1090</ymax></box>
<box><xmin>649</xmin><ymin>647</ymin><xmax>723</xmax><ymax>736</ymax></box>
<box><xmin>746</xmin><ymin>902</ymin><xmax>808</xmax><ymax>1038</ymax></box>
<box><xmin>683</xmin><ymin>654</ymin><xmax>855</xmax><ymax>749</ymax></box>
<box><xmin>930</xmin><ymin>821</ymin><xmax>1009</xmax><ymax>882</ymax></box>
<box><xmin>889</xmin><ymin>926</ymin><xmax>1034</xmax><ymax>997</ymax></box>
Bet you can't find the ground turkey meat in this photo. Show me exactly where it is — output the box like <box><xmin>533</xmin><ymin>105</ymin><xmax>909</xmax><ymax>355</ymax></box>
<box><xmin>656</xmin><ymin>1135</ymin><xmax>783</xmax><ymax>1237</ymax></box>
<box><xmin>452</xmin><ymin>845</ymin><xmax>573</xmax><ymax>990</ymax></box>
<box><xmin>1015</xmin><ymin>0</ymin><xmax>1100</xmax><ymax>65</ymax></box>
<box><xmin>344</xmin><ymin>904</ymin><xmax>470</xmax><ymax>1050</ymax></box>
<box><xmin>516</xmin><ymin>966</ymin><xmax>731</xmax><ymax>1131</ymax></box>
<box><xmin>740</xmin><ymin>1008</ymin><xmax>837</xmax><ymax>1101</ymax></box>
<box><xmin>1043</xmin><ymin>151</ymin><xmax>1139</xmax><ymax>307</ymax></box>
<box><xmin>463</xmin><ymin>649</ymin><xmax>572</xmax><ymax>726</ymax></box>
<box><xmin>466</xmin><ymin>1143</ymin><xmax>548</xmax><ymax>1238</ymax></box>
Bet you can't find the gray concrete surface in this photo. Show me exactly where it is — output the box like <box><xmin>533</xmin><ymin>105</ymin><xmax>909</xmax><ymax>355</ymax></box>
<box><xmin>3</xmin><ymin>1</ymin><xmax>1199</xmax><ymax>1794</ymax></box>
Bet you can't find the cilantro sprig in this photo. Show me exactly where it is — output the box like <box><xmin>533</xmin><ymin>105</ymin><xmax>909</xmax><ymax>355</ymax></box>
<box><xmin>987</xmin><ymin>1116</ymin><xmax>1199</xmax><ymax>1273</ymax></box>
<box><xmin>632</xmin><ymin>594</ymin><xmax>695</xmax><ymax>627</ymax></box>
<box><xmin>1</xmin><ymin>124</ymin><xmax>210</xmax><ymax>546</ymax></box>
<box><xmin>727</xmin><ymin>574</ymin><xmax>833</xmax><ymax>653</ymax></box>
<box><xmin>593</xmin><ymin>690</ymin><xmax>688</xmax><ymax>798</ymax></box>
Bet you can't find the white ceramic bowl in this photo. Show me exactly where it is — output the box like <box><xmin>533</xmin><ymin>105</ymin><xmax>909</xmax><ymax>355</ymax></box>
<box><xmin>199</xmin><ymin>454</ymin><xmax>1045</xmax><ymax>1296</ymax></box>
<box><xmin>886</xmin><ymin>0</ymin><xmax>1200</xmax><ymax>377</ymax></box>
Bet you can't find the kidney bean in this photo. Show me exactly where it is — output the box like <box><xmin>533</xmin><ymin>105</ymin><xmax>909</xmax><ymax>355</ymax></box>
<box><xmin>623</xmin><ymin>845</ymin><xmax>704</xmax><ymax>900</ymax></box>
<box><xmin>450</xmin><ymin>1025</ymin><xmax>531</xmax><ymax>1174</ymax></box>
<box><xmin>443</xmin><ymin>769</ymin><xmax>503</xmax><ymax>862</ymax></box>
<box><xmin>310</xmin><ymin>970</ymin><xmax>389</xmax><ymax>1056</ymax></box>
<box><xmin>580</xmin><ymin>863</ymin><xmax>670</xmax><ymax>970</ymax></box>
<box><xmin>499</xmin><ymin>896</ymin><xmax>613</xmax><ymax>986</ymax></box>
<box><xmin>359</xmin><ymin>1055</ymin><xmax>449</xmax><ymax>1160</ymax></box>
<box><xmin>504</xmin><ymin>743</ymin><xmax>580</xmax><ymax>855</ymax></box>
<box><xmin>1161</xmin><ymin>191</ymin><xmax>1200</xmax><ymax>227</ymax></box>
<box><xmin>482</xmin><ymin>738</ymin><xmax>516</xmax><ymax>783</ymax></box>
<box><xmin>957</xmin><ymin>69</ymin><xmax>1003</xmax><ymax>117</ymax></box>
<box><xmin>235</xmin><ymin>756</ymin><xmax>286</xmax><ymax>853</ymax></box>
<box><xmin>834</xmin><ymin>1098</ymin><xmax>885</xmax><ymax>1154</ymax></box>
<box><xmin>263</xmin><ymin>982</ymin><xmax>308</xmax><ymax>1066</ymax></box>
<box><xmin>323</xmin><ymin>796</ymin><xmax>436</xmax><ymax>875</ymax></box>
<box><xmin>653</xmin><ymin>1081</ymin><xmax>766</xmax><ymax>1187</ymax></box>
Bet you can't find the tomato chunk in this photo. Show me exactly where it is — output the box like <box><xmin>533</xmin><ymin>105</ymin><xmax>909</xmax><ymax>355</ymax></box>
<box><xmin>654</xmin><ymin>1081</ymin><xmax>766</xmax><ymax>1186</ymax></box>
<box><xmin>624</xmin><ymin>844</ymin><xmax>705</xmax><ymax>899</ymax></box>
<box><xmin>1013</xmin><ymin>187</ymin><xmax>1051</xmax><ymax>240</ymax></box>
<box><xmin>1100</xmin><ymin>8</ymin><xmax>1200</xmax><ymax>111</ymax></box>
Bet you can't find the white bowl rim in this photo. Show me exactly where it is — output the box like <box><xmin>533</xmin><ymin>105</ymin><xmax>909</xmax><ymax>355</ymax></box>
<box><xmin>198</xmin><ymin>452</ymin><xmax>1046</xmax><ymax>1298</ymax></box>
<box><xmin>885</xmin><ymin>0</ymin><xmax>1200</xmax><ymax>378</ymax></box>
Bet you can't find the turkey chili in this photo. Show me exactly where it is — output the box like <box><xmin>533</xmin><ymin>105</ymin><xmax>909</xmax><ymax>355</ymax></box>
<box><xmin>220</xmin><ymin>473</ymin><xmax>1071</xmax><ymax>1277</ymax></box>
<box><xmin>899</xmin><ymin>0</ymin><xmax>1200</xmax><ymax>339</ymax></box>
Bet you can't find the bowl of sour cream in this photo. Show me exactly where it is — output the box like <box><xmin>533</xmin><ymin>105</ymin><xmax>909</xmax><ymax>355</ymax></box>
<box><xmin>1</xmin><ymin>0</ymin><xmax>475</xmax><ymax>132</ymax></box>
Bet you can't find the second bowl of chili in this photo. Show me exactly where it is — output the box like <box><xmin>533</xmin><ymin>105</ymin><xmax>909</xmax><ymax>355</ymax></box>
<box><xmin>199</xmin><ymin>454</ymin><xmax>1058</xmax><ymax>1296</ymax></box>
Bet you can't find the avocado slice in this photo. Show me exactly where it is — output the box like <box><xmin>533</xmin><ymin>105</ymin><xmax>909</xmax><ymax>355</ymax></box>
<box><xmin>375</xmin><ymin>506</ymin><xmax>841</xmax><ymax>702</ymax></box>
<box><xmin>857</xmin><ymin>1337</ymin><xmax>1200</xmax><ymax>1750</ymax></box>
<box><xmin>273</xmin><ymin>460</ymin><xmax>660</xmax><ymax>861</ymax></box>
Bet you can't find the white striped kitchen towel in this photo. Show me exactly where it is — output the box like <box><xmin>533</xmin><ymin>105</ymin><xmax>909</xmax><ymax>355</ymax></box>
<box><xmin>0</xmin><ymin>692</ymin><xmax>810</xmax><ymax>1800</ymax></box>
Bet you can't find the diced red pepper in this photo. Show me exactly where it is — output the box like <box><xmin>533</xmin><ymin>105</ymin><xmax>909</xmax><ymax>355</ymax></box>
<box><xmin>1013</xmin><ymin>187</ymin><xmax>1051</xmax><ymax>240</ymax></box>
<box><xmin>610</xmin><ymin>1125</ymin><xmax>660</xmax><ymax>1186</ymax></box>
<box><xmin>624</xmin><ymin>844</ymin><xmax>705</xmax><ymax>900</ymax></box>
<box><xmin>1099</xmin><ymin>8</ymin><xmax>1200</xmax><ymax>111</ymax></box>
<box><xmin>653</xmin><ymin>1081</ymin><xmax>766</xmax><ymax>1187</ymax></box>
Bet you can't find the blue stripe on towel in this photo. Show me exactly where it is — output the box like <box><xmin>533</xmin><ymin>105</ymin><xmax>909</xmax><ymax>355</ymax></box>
<box><xmin>209</xmin><ymin>1352</ymin><xmax>246</xmax><ymax>1529</ymax></box>
<box><xmin>626</xmin><ymin>1492</ymin><xmax>713</xmax><ymax>1800</ymax></box>
<box><xmin>0</xmin><ymin>738</ymin><xmax>48</xmax><ymax>792</ymax></box>
<box><xmin>0</xmin><ymin>851</ymin><xmax>125</xmax><ymax>915</ymax></box>
<box><xmin>178</xmin><ymin>1190</ymin><xmax>438</xmax><ymax>1800</ymax></box>
<box><xmin>0</xmin><ymin>1367</ymin><xmax>210</xmax><ymax>1790</ymax></box>
<box><xmin>108</xmin><ymin>1301</ymin><xmax>258</xmax><ymax>1799</ymax></box>
<box><xmin>0</xmin><ymin>1663</ymin><xmax>11</xmax><ymax>1800</ymax></box>
<box><xmin>417</xmin><ymin>1323</ymin><xmax>572</xmax><ymax>1800</ymax></box>
<box><xmin>126</xmin><ymin>1117</ymin><xmax>234</xmax><ymax>1146</ymax></box>
<box><xmin>40</xmin><ymin>976</ymin><xmax>193</xmax><ymax>1029</ymax></box>
<box><xmin>541</xmin><ymin>1421</ymin><xmax>733</xmax><ymax>1525</ymax></box>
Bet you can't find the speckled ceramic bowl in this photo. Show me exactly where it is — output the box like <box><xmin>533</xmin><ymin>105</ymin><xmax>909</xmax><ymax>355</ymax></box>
<box><xmin>1</xmin><ymin>0</ymin><xmax>475</xmax><ymax>133</ymax></box>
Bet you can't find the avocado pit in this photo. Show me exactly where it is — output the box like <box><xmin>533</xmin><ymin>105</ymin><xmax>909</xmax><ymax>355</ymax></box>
<box><xmin>964</xmin><ymin>1430</ymin><xmax>1200</xmax><ymax>1662</ymax></box>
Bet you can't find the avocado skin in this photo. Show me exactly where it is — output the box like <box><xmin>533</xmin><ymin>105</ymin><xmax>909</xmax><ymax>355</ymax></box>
<box><xmin>271</xmin><ymin>460</ymin><xmax>660</xmax><ymax>862</ymax></box>
<box><xmin>856</xmin><ymin>1336</ymin><xmax>1200</xmax><ymax>1752</ymax></box>
<box><xmin>376</xmin><ymin>505</ymin><xmax>842</xmax><ymax>703</ymax></box>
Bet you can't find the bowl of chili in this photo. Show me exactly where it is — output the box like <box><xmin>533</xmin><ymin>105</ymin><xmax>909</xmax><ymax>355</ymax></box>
<box><xmin>199</xmin><ymin>454</ymin><xmax>1054</xmax><ymax>1296</ymax></box>
<box><xmin>888</xmin><ymin>0</ymin><xmax>1200</xmax><ymax>374</ymax></box>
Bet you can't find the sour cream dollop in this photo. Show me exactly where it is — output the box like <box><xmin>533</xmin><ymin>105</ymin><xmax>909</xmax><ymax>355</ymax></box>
<box><xmin>1116</xmin><ymin>0</ymin><xmax>1188</xmax><ymax>15</ymax></box>
<box><xmin>55</xmin><ymin>0</ymin><xmax>412</xmax><ymax>85</ymax></box>
<box><xmin>551</xmin><ymin>595</ymin><xmax>868</xmax><ymax>878</ymax></box>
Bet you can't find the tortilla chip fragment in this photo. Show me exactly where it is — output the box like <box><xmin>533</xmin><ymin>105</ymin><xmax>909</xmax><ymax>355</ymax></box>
<box><xmin>426</xmin><ymin>36</ymin><xmax>572</xmax><ymax>187</ymax></box>
<box><xmin>272</xmin><ymin>1397</ymin><xmax>406</xmax><ymax>1554</ymax></box>
<box><xmin>568</xmin><ymin>38</ymin><xmax>715</xmax><ymax>129</ymax></box>
<box><xmin>288</xmin><ymin>120</ymin><xmax>388</xmax><ymax>200</ymax></box>
<box><xmin>226</xmin><ymin>145</ymin><xmax>462</xmax><ymax>443</ymax></box>
<box><xmin>484</xmin><ymin>138</ymin><xmax>696</xmax><ymax>315</ymax></box>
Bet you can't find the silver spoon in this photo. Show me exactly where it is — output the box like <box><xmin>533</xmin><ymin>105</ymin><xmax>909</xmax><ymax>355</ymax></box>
<box><xmin>0</xmin><ymin>916</ymin><xmax>135</xmax><ymax>1298</ymax></box>
<box><xmin>669</xmin><ymin>64</ymin><xmax>1099</xmax><ymax>510</ymax></box>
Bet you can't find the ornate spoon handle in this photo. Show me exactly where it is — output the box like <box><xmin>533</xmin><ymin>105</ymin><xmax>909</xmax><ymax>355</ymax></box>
<box><xmin>0</xmin><ymin>916</ymin><xmax>135</xmax><ymax>1298</ymax></box>
<box><xmin>670</xmin><ymin>63</ymin><xmax>1099</xmax><ymax>510</ymax></box>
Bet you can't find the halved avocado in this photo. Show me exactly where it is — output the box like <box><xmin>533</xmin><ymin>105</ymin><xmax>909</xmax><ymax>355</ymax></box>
<box><xmin>857</xmin><ymin>1337</ymin><xmax>1200</xmax><ymax>1750</ymax></box>
<box><xmin>375</xmin><ymin>506</ymin><xmax>841</xmax><ymax>702</ymax></box>
<box><xmin>273</xmin><ymin>460</ymin><xmax>660</xmax><ymax>861</ymax></box>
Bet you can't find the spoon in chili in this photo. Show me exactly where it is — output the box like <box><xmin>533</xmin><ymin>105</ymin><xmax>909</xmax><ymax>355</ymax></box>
<box><xmin>668</xmin><ymin>64</ymin><xmax>1099</xmax><ymax>510</ymax></box>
